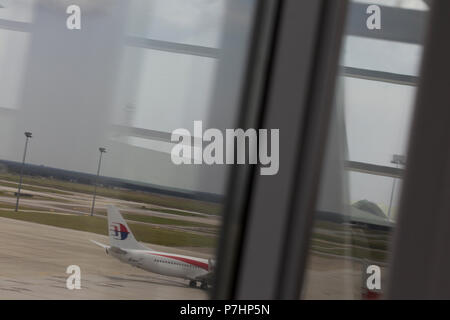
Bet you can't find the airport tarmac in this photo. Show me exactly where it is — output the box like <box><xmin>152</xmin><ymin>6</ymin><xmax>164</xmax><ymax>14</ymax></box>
<box><xmin>0</xmin><ymin>217</ymin><xmax>210</xmax><ymax>299</ymax></box>
<box><xmin>0</xmin><ymin>182</ymin><xmax>221</xmax><ymax>228</ymax></box>
<box><xmin>302</xmin><ymin>254</ymin><xmax>387</xmax><ymax>299</ymax></box>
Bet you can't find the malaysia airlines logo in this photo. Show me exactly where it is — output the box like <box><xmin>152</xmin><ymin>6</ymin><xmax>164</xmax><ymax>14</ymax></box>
<box><xmin>110</xmin><ymin>223</ymin><xmax>129</xmax><ymax>240</ymax></box>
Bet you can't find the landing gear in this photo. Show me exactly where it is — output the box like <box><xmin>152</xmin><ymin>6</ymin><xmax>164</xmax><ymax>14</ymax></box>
<box><xmin>189</xmin><ymin>280</ymin><xmax>197</xmax><ymax>288</ymax></box>
<box><xmin>188</xmin><ymin>280</ymin><xmax>208</xmax><ymax>290</ymax></box>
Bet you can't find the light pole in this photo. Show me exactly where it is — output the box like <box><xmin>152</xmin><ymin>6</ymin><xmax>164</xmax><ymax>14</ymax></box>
<box><xmin>90</xmin><ymin>147</ymin><xmax>106</xmax><ymax>216</ymax></box>
<box><xmin>15</xmin><ymin>132</ymin><xmax>32</xmax><ymax>212</ymax></box>
<box><xmin>387</xmin><ymin>154</ymin><xmax>406</xmax><ymax>220</ymax></box>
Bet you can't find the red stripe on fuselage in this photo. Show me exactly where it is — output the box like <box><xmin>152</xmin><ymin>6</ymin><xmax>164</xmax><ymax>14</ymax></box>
<box><xmin>150</xmin><ymin>253</ymin><xmax>209</xmax><ymax>271</ymax></box>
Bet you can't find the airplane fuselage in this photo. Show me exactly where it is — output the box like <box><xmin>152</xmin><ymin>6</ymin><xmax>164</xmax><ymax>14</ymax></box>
<box><xmin>92</xmin><ymin>206</ymin><xmax>214</xmax><ymax>289</ymax></box>
<box><xmin>109</xmin><ymin>247</ymin><xmax>210</xmax><ymax>281</ymax></box>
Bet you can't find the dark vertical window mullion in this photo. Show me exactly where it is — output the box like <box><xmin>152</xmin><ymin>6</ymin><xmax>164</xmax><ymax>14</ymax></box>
<box><xmin>234</xmin><ymin>0</ymin><xmax>347</xmax><ymax>299</ymax></box>
<box><xmin>277</xmin><ymin>0</ymin><xmax>348</xmax><ymax>299</ymax></box>
<box><xmin>388</xmin><ymin>0</ymin><xmax>450</xmax><ymax>299</ymax></box>
<box><xmin>212</xmin><ymin>0</ymin><xmax>282</xmax><ymax>299</ymax></box>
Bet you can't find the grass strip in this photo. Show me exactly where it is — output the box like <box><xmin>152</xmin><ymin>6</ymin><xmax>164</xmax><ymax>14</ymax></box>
<box><xmin>0</xmin><ymin>174</ymin><xmax>220</xmax><ymax>215</ymax></box>
<box><xmin>0</xmin><ymin>210</ymin><xmax>216</xmax><ymax>248</ymax></box>
<box><xmin>96</xmin><ymin>211</ymin><xmax>217</xmax><ymax>229</ymax></box>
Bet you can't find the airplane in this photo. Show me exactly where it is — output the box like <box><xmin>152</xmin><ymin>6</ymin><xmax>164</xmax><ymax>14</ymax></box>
<box><xmin>91</xmin><ymin>205</ymin><xmax>215</xmax><ymax>290</ymax></box>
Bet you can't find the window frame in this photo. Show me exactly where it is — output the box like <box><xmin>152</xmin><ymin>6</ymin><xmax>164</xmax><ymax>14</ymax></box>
<box><xmin>213</xmin><ymin>0</ymin><xmax>349</xmax><ymax>299</ymax></box>
<box><xmin>388</xmin><ymin>0</ymin><xmax>450</xmax><ymax>299</ymax></box>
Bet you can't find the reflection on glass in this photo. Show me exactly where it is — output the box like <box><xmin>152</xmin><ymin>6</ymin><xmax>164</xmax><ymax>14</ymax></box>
<box><xmin>0</xmin><ymin>0</ymin><xmax>36</xmax><ymax>23</ymax></box>
<box><xmin>302</xmin><ymin>0</ymin><xmax>428</xmax><ymax>299</ymax></box>
<box><xmin>126</xmin><ymin>0</ymin><xmax>227</xmax><ymax>48</ymax></box>
<box><xmin>0</xmin><ymin>0</ymin><xmax>256</xmax><ymax>299</ymax></box>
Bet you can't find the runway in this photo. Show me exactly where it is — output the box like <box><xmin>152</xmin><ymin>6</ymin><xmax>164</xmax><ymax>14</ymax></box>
<box><xmin>0</xmin><ymin>217</ymin><xmax>210</xmax><ymax>299</ymax></box>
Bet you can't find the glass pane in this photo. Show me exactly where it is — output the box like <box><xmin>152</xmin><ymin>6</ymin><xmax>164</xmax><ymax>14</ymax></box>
<box><xmin>126</xmin><ymin>0</ymin><xmax>227</xmax><ymax>48</ymax></box>
<box><xmin>301</xmin><ymin>0</ymin><xmax>430</xmax><ymax>299</ymax></box>
<box><xmin>0</xmin><ymin>0</ymin><xmax>35</xmax><ymax>23</ymax></box>
<box><xmin>0</xmin><ymin>0</ymin><xmax>256</xmax><ymax>299</ymax></box>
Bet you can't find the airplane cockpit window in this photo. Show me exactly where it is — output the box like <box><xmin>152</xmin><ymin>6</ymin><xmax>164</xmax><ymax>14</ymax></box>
<box><xmin>0</xmin><ymin>0</ymin><xmax>257</xmax><ymax>299</ymax></box>
<box><xmin>301</xmin><ymin>0</ymin><xmax>430</xmax><ymax>299</ymax></box>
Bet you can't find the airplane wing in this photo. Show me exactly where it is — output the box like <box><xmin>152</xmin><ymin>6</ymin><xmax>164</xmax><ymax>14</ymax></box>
<box><xmin>90</xmin><ymin>240</ymin><xmax>130</xmax><ymax>257</ymax></box>
<box><xmin>90</xmin><ymin>239</ymin><xmax>110</xmax><ymax>249</ymax></box>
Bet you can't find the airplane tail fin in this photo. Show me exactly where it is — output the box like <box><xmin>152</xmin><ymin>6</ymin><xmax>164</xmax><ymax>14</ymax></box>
<box><xmin>107</xmin><ymin>205</ymin><xmax>148</xmax><ymax>250</ymax></box>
